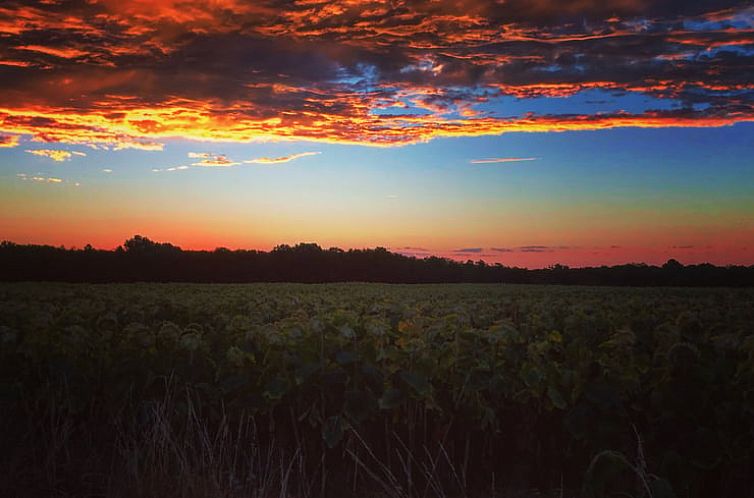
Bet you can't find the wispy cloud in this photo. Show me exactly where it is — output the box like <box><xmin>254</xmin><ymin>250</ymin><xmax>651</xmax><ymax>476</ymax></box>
<box><xmin>16</xmin><ymin>44</ymin><xmax>89</xmax><ymax>59</ymax></box>
<box><xmin>454</xmin><ymin>247</ymin><xmax>484</xmax><ymax>253</ymax></box>
<box><xmin>16</xmin><ymin>173</ymin><xmax>64</xmax><ymax>183</ymax></box>
<box><xmin>25</xmin><ymin>149</ymin><xmax>81</xmax><ymax>162</ymax></box>
<box><xmin>152</xmin><ymin>153</ymin><xmax>240</xmax><ymax>171</ymax></box>
<box><xmin>245</xmin><ymin>152</ymin><xmax>320</xmax><ymax>165</ymax></box>
<box><xmin>152</xmin><ymin>165</ymin><xmax>190</xmax><ymax>173</ymax></box>
<box><xmin>488</xmin><ymin>245</ymin><xmax>571</xmax><ymax>253</ymax></box>
<box><xmin>469</xmin><ymin>157</ymin><xmax>538</xmax><ymax>164</ymax></box>
<box><xmin>193</xmin><ymin>158</ymin><xmax>240</xmax><ymax>167</ymax></box>
<box><xmin>112</xmin><ymin>140</ymin><xmax>163</xmax><ymax>152</ymax></box>
<box><xmin>517</xmin><ymin>245</ymin><xmax>571</xmax><ymax>253</ymax></box>
<box><xmin>518</xmin><ymin>245</ymin><xmax>553</xmax><ymax>253</ymax></box>
<box><xmin>0</xmin><ymin>134</ymin><xmax>20</xmax><ymax>148</ymax></box>
<box><xmin>188</xmin><ymin>152</ymin><xmax>240</xmax><ymax>167</ymax></box>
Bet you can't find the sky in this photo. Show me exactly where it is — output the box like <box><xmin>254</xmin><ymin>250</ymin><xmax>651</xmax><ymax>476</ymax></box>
<box><xmin>1</xmin><ymin>0</ymin><xmax>753</xmax><ymax>268</ymax></box>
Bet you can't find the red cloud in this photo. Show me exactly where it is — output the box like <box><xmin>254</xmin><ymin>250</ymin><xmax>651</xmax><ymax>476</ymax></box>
<box><xmin>0</xmin><ymin>1</ymin><xmax>751</xmax><ymax>147</ymax></box>
<box><xmin>0</xmin><ymin>134</ymin><xmax>19</xmax><ymax>148</ymax></box>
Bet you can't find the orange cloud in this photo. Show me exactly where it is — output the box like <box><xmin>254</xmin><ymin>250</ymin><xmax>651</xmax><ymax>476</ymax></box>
<box><xmin>1</xmin><ymin>103</ymin><xmax>751</xmax><ymax>149</ymax></box>
<box><xmin>0</xmin><ymin>134</ymin><xmax>19</xmax><ymax>148</ymax></box>
<box><xmin>16</xmin><ymin>45</ymin><xmax>90</xmax><ymax>59</ymax></box>
<box><xmin>25</xmin><ymin>149</ymin><xmax>76</xmax><ymax>161</ymax></box>
<box><xmin>0</xmin><ymin>1</ymin><xmax>751</xmax><ymax>147</ymax></box>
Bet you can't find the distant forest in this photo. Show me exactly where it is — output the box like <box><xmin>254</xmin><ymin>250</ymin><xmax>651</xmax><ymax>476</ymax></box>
<box><xmin>1</xmin><ymin>235</ymin><xmax>753</xmax><ymax>286</ymax></box>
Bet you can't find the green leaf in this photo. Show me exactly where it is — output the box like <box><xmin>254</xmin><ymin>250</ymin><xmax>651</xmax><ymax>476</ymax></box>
<box><xmin>335</xmin><ymin>350</ymin><xmax>357</xmax><ymax>365</ymax></box>
<box><xmin>400</xmin><ymin>371</ymin><xmax>431</xmax><ymax>397</ymax></box>
<box><xmin>584</xmin><ymin>381</ymin><xmax>622</xmax><ymax>410</ymax></box>
<box><xmin>547</xmin><ymin>385</ymin><xmax>567</xmax><ymax>409</ymax></box>
<box><xmin>519</xmin><ymin>364</ymin><xmax>544</xmax><ymax>388</ymax></box>
<box><xmin>360</xmin><ymin>362</ymin><xmax>384</xmax><ymax>390</ymax></box>
<box><xmin>263</xmin><ymin>376</ymin><xmax>289</xmax><ymax>401</ymax></box>
<box><xmin>378</xmin><ymin>388</ymin><xmax>404</xmax><ymax>410</ymax></box>
<box><xmin>294</xmin><ymin>362</ymin><xmax>319</xmax><ymax>385</ymax></box>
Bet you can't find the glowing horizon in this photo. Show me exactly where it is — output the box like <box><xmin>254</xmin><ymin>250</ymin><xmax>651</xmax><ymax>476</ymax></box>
<box><xmin>1</xmin><ymin>0</ymin><xmax>753</xmax><ymax>269</ymax></box>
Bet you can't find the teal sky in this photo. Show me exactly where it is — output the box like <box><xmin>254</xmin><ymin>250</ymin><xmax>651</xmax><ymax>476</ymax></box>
<box><xmin>3</xmin><ymin>123</ymin><xmax>753</xmax><ymax>267</ymax></box>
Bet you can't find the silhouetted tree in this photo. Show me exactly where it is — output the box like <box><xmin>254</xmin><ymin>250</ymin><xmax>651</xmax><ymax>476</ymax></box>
<box><xmin>123</xmin><ymin>235</ymin><xmax>181</xmax><ymax>255</ymax></box>
<box><xmin>0</xmin><ymin>235</ymin><xmax>752</xmax><ymax>286</ymax></box>
<box><xmin>663</xmin><ymin>258</ymin><xmax>684</xmax><ymax>270</ymax></box>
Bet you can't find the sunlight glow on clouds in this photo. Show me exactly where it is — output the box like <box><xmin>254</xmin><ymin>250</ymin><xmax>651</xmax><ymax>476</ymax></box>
<box><xmin>25</xmin><ymin>149</ymin><xmax>86</xmax><ymax>162</ymax></box>
<box><xmin>0</xmin><ymin>134</ymin><xmax>19</xmax><ymax>148</ymax></box>
<box><xmin>0</xmin><ymin>1</ymin><xmax>752</xmax><ymax>269</ymax></box>
<box><xmin>26</xmin><ymin>149</ymin><xmax>86</xmax><ymax>162</ymax></box>
<box><xmin>0</xmin><ymin>1</ymin><xmax>751</xmax><ymax>149</ymax></box>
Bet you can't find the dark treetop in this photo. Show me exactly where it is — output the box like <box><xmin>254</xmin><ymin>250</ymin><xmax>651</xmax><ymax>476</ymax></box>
<box><xmin>1</xmin><ymin>236</ymin><xmax>752</xmax><ymax>286</ymax></box>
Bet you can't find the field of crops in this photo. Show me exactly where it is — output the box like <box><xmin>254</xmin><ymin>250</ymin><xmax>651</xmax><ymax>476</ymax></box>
<box><xmin>1</xmin><ymin>283</ymin><xmax>753</xmax><ymax>498</ymax></box>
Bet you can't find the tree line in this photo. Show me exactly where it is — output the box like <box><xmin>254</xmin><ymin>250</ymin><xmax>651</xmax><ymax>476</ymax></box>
<box><xmin>1</xmin><ymin>235</ymin><xmax>753</xmax><ymax>286</ymax></box>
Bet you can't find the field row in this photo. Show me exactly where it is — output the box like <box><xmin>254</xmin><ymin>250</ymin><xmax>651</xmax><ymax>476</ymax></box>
<box><xmin>1</xmin><ymin>283</ymin><xmax>753</xmax><ymax>497</ymax></box>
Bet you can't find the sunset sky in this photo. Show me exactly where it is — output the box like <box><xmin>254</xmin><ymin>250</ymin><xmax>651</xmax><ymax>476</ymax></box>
<box><xmin>1</xmin><ymin>0</ymin><xmax>753</xmax><ymax>267</ymax></box>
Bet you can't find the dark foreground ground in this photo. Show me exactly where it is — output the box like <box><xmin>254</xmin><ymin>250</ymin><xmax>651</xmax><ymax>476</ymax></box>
<box><xmin>1</xmin><ymin>283</ymin><xmax>753</xmax><ymax>497</ymax></box>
